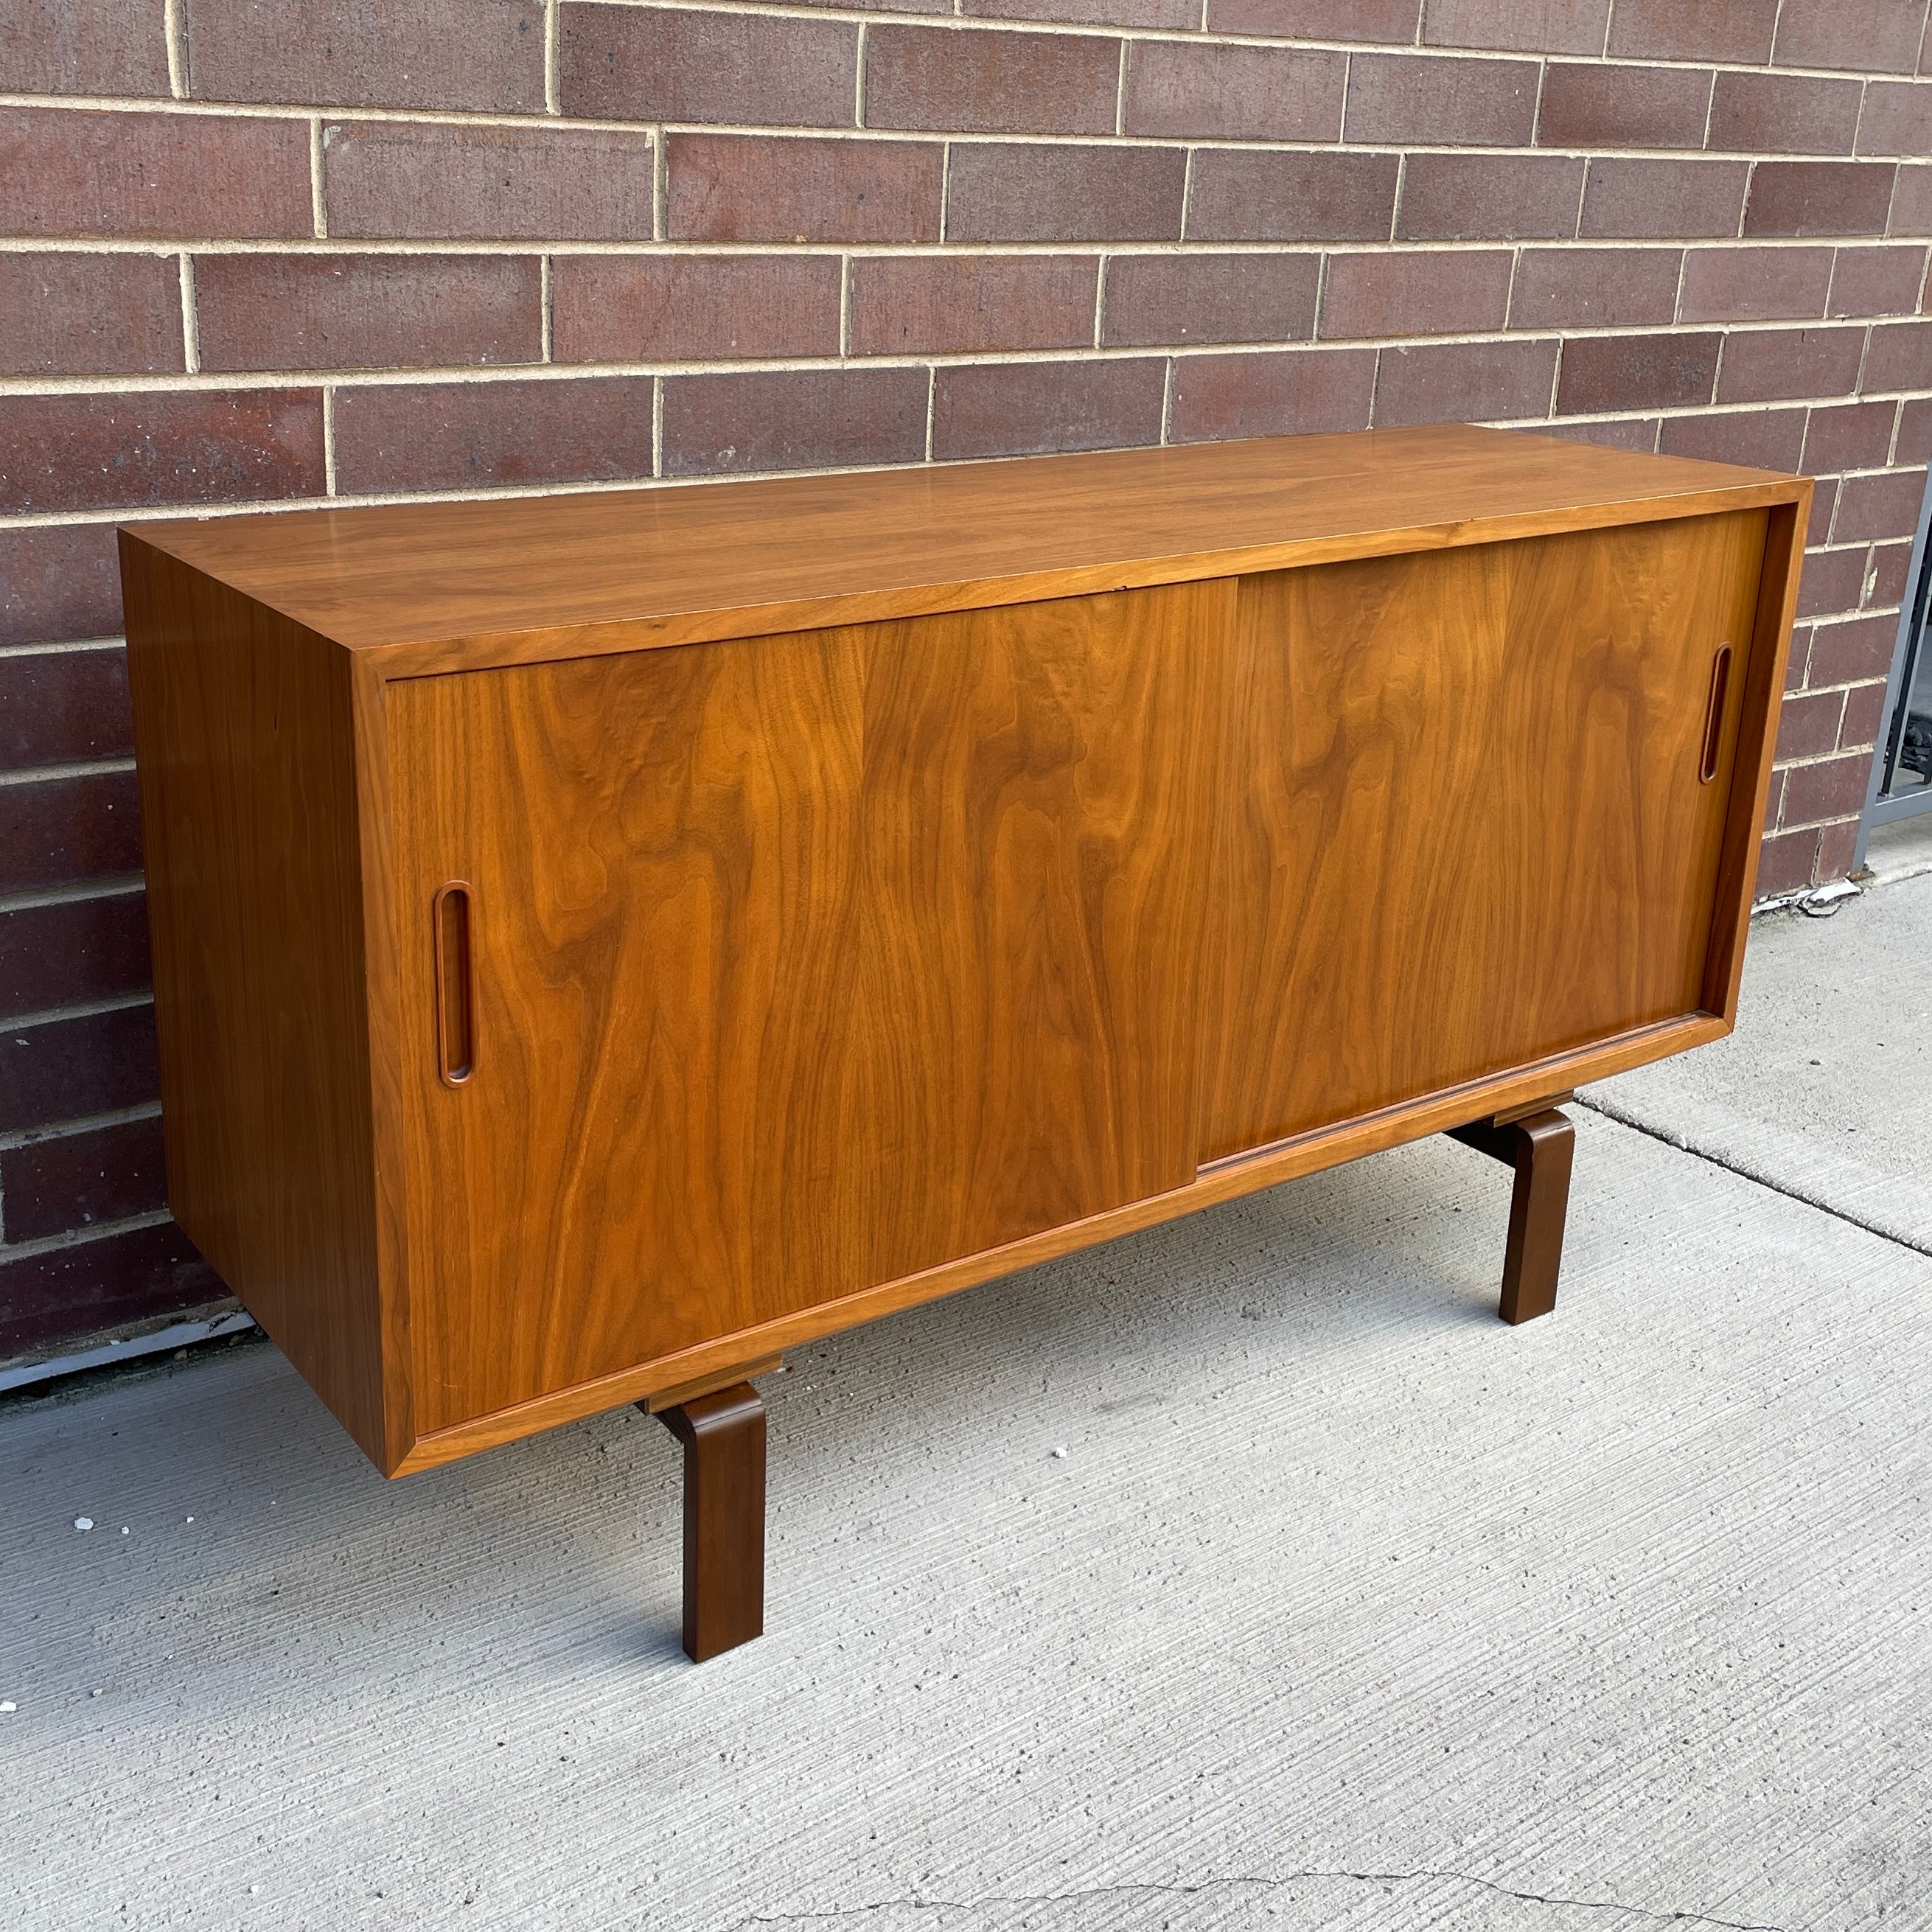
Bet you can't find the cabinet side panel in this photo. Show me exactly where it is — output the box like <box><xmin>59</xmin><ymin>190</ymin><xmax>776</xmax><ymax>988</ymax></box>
<box><xmin>1202</xmin><ymin>510</ymin><xmax>1769</xmax><ymax>1161</ymax></box>
<box><xmin>121</xmin><ymin>535</ymin><xmax>388</xmax><ymax>1467</ymax></box>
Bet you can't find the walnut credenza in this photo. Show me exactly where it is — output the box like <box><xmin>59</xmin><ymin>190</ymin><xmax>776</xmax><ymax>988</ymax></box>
<box><xmin>122</xmin><ymin>426</ymin><xmax>1808</xmax><ymax>1660</ymax></box>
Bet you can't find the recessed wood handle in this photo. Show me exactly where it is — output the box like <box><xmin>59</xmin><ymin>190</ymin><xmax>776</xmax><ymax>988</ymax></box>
<box><xmin>1699</xmin><ymin>645</ymin><xmax>1732</xmax><ymax>785</ymax></box>
<box><xmin>432</xmin><ymin>881</ymin><xmax>475</xmax><ymax>1087</ymax></box>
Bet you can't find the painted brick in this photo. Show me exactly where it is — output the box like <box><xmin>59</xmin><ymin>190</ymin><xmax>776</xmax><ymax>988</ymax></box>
<box><xmin>1658</xmin><ymin>407</ymin><xmax>1809</xmax><ymax>472</ymax></box>
<box><xmin>1121</xmin><ymin>42</ymin><xmax>1345</xmax><ymax>142</ymax></box>
<box><xmin>0</xmin><ymin>1115</ymin><xmax>167</xmax><ymax>1243</ymax></box>
<box><xmin>1396</xmin><ymin>155</ymin><xmax>1583</xmax><ymax>242</ymax></box>
<box><xmin>1785</xmin><ymin>626</ymin><xmax>1816</xmax><ymax>690</ymax></box>
<box><xmin>947</xmin><ymin>143</ymin><xmax>1186</xmax><ymax>243</ymax></box>
<box><xmin>1827</xmin><ymin>244</ymin><xmax>1929</xmax><ymax>315</ymax></box>
<box><xmin>1205</xmin><ymin>0</ymin><xmax>1420</xmax><ymax>40</ymax></box>
<box><xmin>1579</xmin><ymin>159</ymin><xmax>1750</xmax><ymax>240</ymax></box>
<box><xmin>0</xmin><ymin>389</ymin><xmax>324</xmax><ymax>515</ymax></box>
<box><xmin>0</xmin><ymin>1002</ymin><xmax>157</xmax><ymax>1134</ymax></box>
<box><xmin>1865</xmin><ymin>319</ymin><xmax>1932</xmax><ymax>388</ymax></box>
<box><xmin>1754</xmin><ymin>827</ymin><xmax>1820</xmax><ymax>896</ymax></box>
<box><xmin>1319</xmin><ymin>249</ymin><xmax>1513</xmax><ymax>339</ymax></box>
<box><xmin>1</xmin><ymin>0</ymin><xmax>172</xmax><ymax>94</ymax></box>
<box><xmin>563</xmin><ymin>6</ymin><xmax>857</xmax><ymax>128</ymax></box>
<box><xmin>1816</xmin><ymin>820</ymin><xmax>1861</xmax><ymax>882</ymax></box>
<box><xmin>0</xmin><ymin>252</ymin><xmax>184</xmax><ymax>377</ymax></box>
<box><xmin>1102</xmin><ymin>253</ymin><xmax>1320</xmax><ymax>347</ymax></box>
<box><xmin>184</xmin><ymin>0</ymin><xmax>543</xmax><ymax>112</ymax></box>
<box><xmin>0</xmin><ymin>770</ymin><xmax>142</xmax><ymax>896</ymax></box>
<box><xmin>662</xmin><ymin>367</ymin><xmax>929</xmax><ymax>475</ymax></box>
<box><xmin>1898</xmin><ymin>396</ymin><xmax>1932</xmax><ymax>464</ymax></box>
<box><xmin>1373</xmin><ymin>338</ymin><xmax>1561</xmax><ymax>427</ymax></box>
<box><xmin>332</xmin><ymin>376</ymin><xmax>655</xmax><ymax>495</ymax></box>
<box><xmin>1762</xmin><ymin>826</ymin><xmax>1816</xmax><ymax>892</ymax></box>
<box><xmin>554</xmin><ymin>255</ymin><xmax>842</xmax><ymax>361</ymax></box>
<box><xmin>195</xmin><ymin>254</ymin><xmax>543</xmax><ymax>372</ymax></box>
<box><xmin>324</xmin><ymin>120</ymin><xmax>655</xmax><ymax>242</ymax></box>
<box><xmin>1797</xmin><ymin>545</ymin><xmax>1871</xmax><ymax>617</ymax></box>
<box><xmin>1860</xmin><ymin>82</ymin><xmax>1932</xmax><ymax>156</ymax></box>
<box><xmin>1606</xmin><ymin>0</ymin><xmax>1778</xmax><ymax>63</ymax></box>
<box><xmin>1745</xmin><ymin>163</ymin><xmax>1900</xmax><ymax>237</ymax></box>
<box><xmin>1422</xmin><ymin>0</ymin><xmax>1606</xmax><ymax>52</ymax></box>
<box><xmin>1345</xmin><ymin>54</ymin><xmax>1538</xmax><ymax>146</ymax></box>
<box><xmin>1807</xmin><ymin>610</ymin><xmax>1898</xmax><ymax>683</ymax></box>
<box><xmin>1806</xmin><ymin>481</ymin><xmax>1840</xmax><ymax>548</ymax></box>
<box><xmin>0</xmin><ymin>525</ymin><xmax>122</xmax><ymax>648</ymax></box>
<box><xmin>0</xmin><ymin>892</ymin><xmax>150</xmax><ymax>1023</ymax></box>
<box><xmin>931</xmin><ymin>358</ymin><xmax>1166</xmax><ymax>461</ymax></box>
<box><xmin>667</xmin><ymin>134</ymin><xmax>941</xmax><ymax>243</ymax></box>
<box><xmin>1167</xmin><ymin>346</ymin><xmax>1378</xmax><ymax>443</ymax></box>
<box><xmin>1678</xmin><ymin>245</ymin><xmax>1834</xmax><ymax>322</ymax></box>
<box><xmin>867</xmin><ymin>26</ymin><xmax>1120</xmax><ymax>136</ymax></box>
<box><xmin>0</xmin><ymin>105</ymin><xmax>311</xmax><ymax>239</ymax></box>
<box><xmin>1841</xmin><ymin>682</ymin><xmax>1894</xmax><ymax>748</ymax></box>
<box><xmin>1869</xmin><ymin>538</ymin><xmax>1915</xmax><ymax>604</ymax></box>
<box><xmin>1508</xmin><ymin>248</ymin><xmax>1681</xmax><ymax>329</ymax></box>
<box><xmin>1889</xmin><ymin>164</ymin><xmax>1932</xmax><ymax>233</ymax></box>
<box><xmin>1538</xmin><ymin>417</ymin><xmax>1663</xmax><ymax>453</ymax></box>
<box><xmin>0</xmin><ymin>1220</ymin><xmax>221</xmax><ymax>1364</ymax></box>
<box><xmin>1782</xmin><ymin>751</ymin><xmax>1877</xmax><ymax>822</ymax></box>
<box><xmin>851</xmin><ymin>254</ymin><xmax>1098</xmax><ymax>355</ymax></box>
<box><xmin>1804</xmin><ymin>400</ymin><xmax>1905</xmax><ymax>471</ymax></box>
<box><xmin>1776</xmin><ymin>690</ymin><xmax>1849</xmax><ymax>761</ymax></box>
<box><xmin>1538</xmin><ymin>63</ymin><xmax>1713</xmax><ymax>152</ymax></box>
<box><xmin>1709</xmin><ymin>74</ymin><xmax>1864</xmax><ymax>157</ymax></box>
<box><xmin>1835</xmin><ymin>467</ymin><xmax>1931</xmax><ymax>540</ymax></box>
<box><xmin>1773</xmin><ymin>0</ymin><xmax>1930</xmax><ymax>74</ymax></box>
<box><xmin>1188</xmin><ymin>151</ymin><xmax>1400</xmax><ymax>243</ymax></box>
<box><xmin>1717</xmin><ymin>324</ymin><xmax>1867</xmax><ymax>402</ymax></box>
<box><xmin>969</xmin><ymin>0</ymin><xmax>1193</xmax><ymax>24</ymax></box>
<box><xmin>1557</xmin><ymin>333</ymin><xmax>1722</xmax><ymax>414</ymax></box>
<box><xmin>0</xmin><ymin>647</ymin><xmax>131</xmax><ymax>771</ymax></box>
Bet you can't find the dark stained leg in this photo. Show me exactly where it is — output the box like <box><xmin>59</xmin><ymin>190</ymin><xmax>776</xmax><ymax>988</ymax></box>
<box><xmin>646</xmin><ymin>1382</ymin><xmax>767</xmax><ymax>1661</ymax></box>
<box><xmin>1448</xmin><ymin>1106</ymin><xmax>1575</xmax><ymax>1326</ymax></box>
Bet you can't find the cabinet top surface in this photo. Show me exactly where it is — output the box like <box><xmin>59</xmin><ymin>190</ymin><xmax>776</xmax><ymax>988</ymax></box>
<box><xmin>126</xmin><ymin>425</ymin><xmax>1802</xmax><ymax>663</ymax></box>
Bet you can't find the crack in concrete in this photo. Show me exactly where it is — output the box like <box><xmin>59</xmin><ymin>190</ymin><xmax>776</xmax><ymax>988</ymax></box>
<box><xmin>726</xmin><ymin>1866</ymin><xmax>1792</xmax><ymax>1931</ymax></box>
<box><xmin>1576</xmin><ymin>1093</ymin><xmax>1932</xmax><ymax>1263</ymax></box>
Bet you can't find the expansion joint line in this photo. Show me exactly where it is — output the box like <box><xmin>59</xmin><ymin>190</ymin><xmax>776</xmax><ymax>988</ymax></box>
<box><xmin>722</xmin><ymin>1866</ymin><xmax>1791</xmax><ymax>1929</ymax></box>
<box><xmin>1577</xmin><ymin>1094</ymin><xmax>1932</xmax><ymax>1262</ymax></box>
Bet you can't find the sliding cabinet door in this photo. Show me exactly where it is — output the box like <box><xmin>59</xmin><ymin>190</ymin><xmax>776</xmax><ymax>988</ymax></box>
<box><xmin>388</xmin><ymin>581</ymin><xmax>1232</xmax><ymax>1429</ymax></box>
<box><xmin>1202</xmin><ymin>511</ymin><xmax>1769</xmax><ymax>1162</ymax></box>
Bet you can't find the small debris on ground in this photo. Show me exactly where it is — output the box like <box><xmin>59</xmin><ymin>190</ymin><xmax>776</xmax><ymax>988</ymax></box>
<box><xmin>0</xmin><ymin>1701</ymin><xmax>15</xmax><ymax>1712</ymax></box>
<box><xmin>72</xmin><ymin>1518</ymin><xmax>92</xmax><ymax>1531</ymax></box>
<box><xmin>1050</xmin><ymin>1445</ymin><xmax>1067</xmax><ymax>1460</ymax></box>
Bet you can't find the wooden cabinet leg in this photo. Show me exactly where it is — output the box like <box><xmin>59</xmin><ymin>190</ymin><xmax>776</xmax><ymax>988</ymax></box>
<box><xmin>645</xmin><ymin>1382</ymin><xmax>766</xmax><ymax>1662</ymax></box>
<box><xmin>1447</xmin><ymin>1106</ymin><xmax>1574</xmax><ymax>1325</ymax></box>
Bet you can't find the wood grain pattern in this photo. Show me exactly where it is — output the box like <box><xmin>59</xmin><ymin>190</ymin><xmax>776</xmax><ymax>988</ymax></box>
<box><xmin>388</xmin><ymin>582</ymin><xmax>1229</xmax><ymax>1431</ymax></box>
<box><xmin>394</xmin><ymin>1011</ymin><xmax>1729</xmax><ymax>1476</ymax></box>
<box><xmin>1201</xmin><ymin>510</ymin><xmax>1770</xmax><ymax>1162</ymax></box>
<box><xmin>119</xmin><ymin>534</ymin><xmax>396</xmax><ymax>1467</ymax></box>
<box><xmin>120</xmin><ymin>428</ymin><xmax>1809</xmax><ymax>1481</ymax></box>
<box><xmin>125</xmin><ymin>427</ymin><xmax>1799</xmax><ymax>676</ymax></box>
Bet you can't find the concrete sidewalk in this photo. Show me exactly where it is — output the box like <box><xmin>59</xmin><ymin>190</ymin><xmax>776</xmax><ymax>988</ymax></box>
<box><xmin>4</xmin><ymin>879</ymin><xmax>1929</xmax><ymax>1932</ymax></box>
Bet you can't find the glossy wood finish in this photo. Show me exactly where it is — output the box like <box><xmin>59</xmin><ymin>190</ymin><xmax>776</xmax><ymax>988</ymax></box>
<box><xmin>387</xmin><ymin>582</ymin><xmax>1226</xmax><ymax>1431</ymax></box>
<box><xmin>1202</xmin><ymin>510</ymin><xmax>1768</xmax><ymax>1161</ymax></box>
<box><xmin>128</xmin><ymin>427</ymin><xmax>1802</xmax><ymax>674</ymax></box>
<box><xmin>119</xmin><ymin>427</ymin><xmax>1813</xmax><ymax>1489</ymax></box>
<box><xmin>119</xmin><ymin>537</ymin><xmax>399</xmax><ymax>1469</ymax></box>
<box><xmin>1448</xmin><ymin>1108</ymin><xmax>1576</xmax><ymax>1325</ymax></box>
<box><xmin>650</xmin><ymin>1382</ymin><xmax>765</xmax><ymax>1663</ymax></box>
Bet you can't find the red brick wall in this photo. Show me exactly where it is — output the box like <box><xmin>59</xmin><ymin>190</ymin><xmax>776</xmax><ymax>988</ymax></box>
<box><xmin>3</xmin><ymin>0</ymin><xmax>1931</xmax><ymax>1364</ymax></box>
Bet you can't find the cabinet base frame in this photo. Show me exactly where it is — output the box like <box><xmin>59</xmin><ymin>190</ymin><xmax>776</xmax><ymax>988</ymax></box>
<box><xmin>1448</xmin><ymin>1105</ymin><xmax>1576</xmax><ymax>1325</ymax></box>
